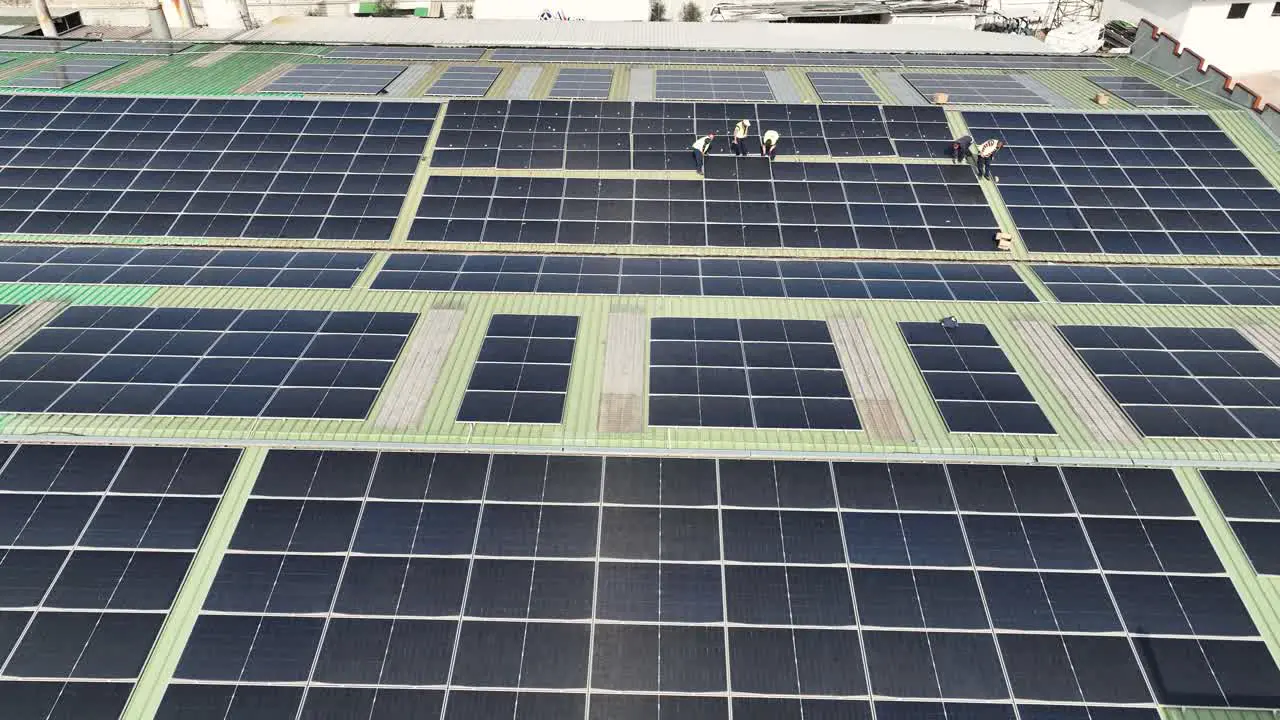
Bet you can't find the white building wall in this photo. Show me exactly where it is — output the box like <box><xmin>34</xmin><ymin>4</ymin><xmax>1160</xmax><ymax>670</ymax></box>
<box><xmin>1103</xmin><ymin>0</ymin><xmax>1279</xmax><ymax>75</ymax></box>
<box><xmin>473</xmin><ymin>0</ymin><xmax>648</xmax><ymax>20</ymax></box>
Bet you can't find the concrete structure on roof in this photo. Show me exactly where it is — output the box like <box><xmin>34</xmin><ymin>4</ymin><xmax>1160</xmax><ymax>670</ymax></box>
<box><xmin>1104</xmin><ymin>0</ymin><xmax>1280</xmax><ymax>74</ymax></box>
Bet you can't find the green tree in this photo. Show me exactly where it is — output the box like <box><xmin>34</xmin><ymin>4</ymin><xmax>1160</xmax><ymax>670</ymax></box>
<box><xmin>679</xmin><ymin>2</ymin><xmax>702</xmax><ymax>21</ymax></box>
<box><xmin>372</xmin><ymin>0</ymin><xmax>397</xmax><ymax>15</ymax></box>
<box><xmin>650</xmin><ymin>0</ymin><xmax>667</xmax><ymax>20</ymax></box>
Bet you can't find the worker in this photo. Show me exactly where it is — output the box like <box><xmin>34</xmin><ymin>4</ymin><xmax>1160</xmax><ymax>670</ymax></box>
<box><xmin>951</xmin><ymin>134</ymin><xmax>973</xmax><ymax>164</ymax></box>
<box><xmin>691</xmin><ymin>132</ymin><xmax>715</xmax><ymax>173</ymax></box>
<box><xmin>760</xmin><ymin>129</ymin><xmax>780</xmax><ymax>160</ymax></box>
<box><xmin>974</xmin><ymin>138</ymin><xmax>1005</xmax><ymax>180</ymax></box>
<box><xmin>731</xmin><ymin>119</ymin><xmax>751</xmax><ymax>156</ymax></box>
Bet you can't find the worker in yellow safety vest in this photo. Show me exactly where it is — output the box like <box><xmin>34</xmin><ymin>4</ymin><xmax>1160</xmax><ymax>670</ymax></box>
<box><xmin>691</xmin><ymin>132</ymin><xmax>715</xmax><ymax>173</ymax></box>
<box><xmin>761</xmin><ymin>129</ymin><xmax>781</xmax><ymax>160</ymax></box>
<box><xmin>731</xmin><ymin>119</ymin><xmax>751</xmax><ymax>156</ymax></box>
<box><xmin>973</xmin><ymin>138</ymin><xmax>1005</xmax><ymax>180</ymax></box>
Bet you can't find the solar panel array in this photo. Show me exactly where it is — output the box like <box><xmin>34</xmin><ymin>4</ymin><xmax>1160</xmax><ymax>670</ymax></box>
<box><xmin>1202</xmin><ymin>470</ymin><xmax>1280</xmax><ymax>575</ymax></box>
<box><xmin>486</xmin><ymin>47</ymin><xmax>1113</xmax><ymax>69</ymax></box>
<box><xmin>0</xmin><ymin>306</ymin><xmax>416</xmax><ymax>419</ymax></box>
<box><xmin>0</xmin><ymin>38</ymin><xmax>83</xmax><ymax>52</ymax></box>
<box><xmin>411</xmin><ymin>162</ymin><xmax>998</xmax><ymax>250</ymax></box>
<box><xmin>649</xmin><ymin>317</ymin><xmax>859</xmax><ymax>429</ymax></box>
<box><xmin>903</xmin><ymin>73</ymin><xmax>1049</xmax><ymax>105</ymax></box>
<box><xmin>374</xmin><ymin>254</ymin><xmax>1038</xmax><ymax>301</ymax></box>
<box><xmin>326</xmin><ymin>45</ymin><xmax>487</xmax><ymax>60</ymax></box>
<box><xmin>550</xmin><ymin>68</ymin><xmax>614</xmax><ymax>99</ymax></box>
<box><xmin>262</xmin><ymin>63</ymin><xmax>406</xmax><ymax>95</ymax></box>
<box><xmin>0</xmin><ymin>95</ymin><xmax>436</xmax><ymax>241</ymax></box>
<box><xmin>458</xmin><ymin>314</ymin><xmax>578</xmax><ymax>423</ymax></box>
<box><xmin>1034</xmin><ymin>264</ymin><xmax>1280</xmax><ymax>306</ymax></box>
<box><xmin>1059</xmin><ymin>325</ymin><xmax>1280</xmax><ymax>439</ymax></box>
<box><xmin>5</xmin><ymin>58</ymin><xmax>125</xmax><ymax>89</ymax></box>
<box><xmin>0</xmin><ymin>244</ymin><xmax>371</xmax><ymax>289</ymax></box>
<box><xmin>806</xmin><ymin>71</ymin><xmax>881</xmax><ymax>103</ymax></box>
<box><xmin>65</xmin><ymin>41</ymin><xmax>192</xmax><ymax>56</ymax></box>
<box><xmin>965</xmin><ymin>111</ymin><xmax>1280</xmax><ymax>256</ymax></box>
<box><xmin>1088</xmin><ymin>75</ymin><xmax>1193</xmax><ymax>108</ymax></box>
<box><xmin>155</xmin><ymin>452</ymin><xmax>1280</xmax><ymax>717</ymax></box>
<box><xmin>901</xmin><ymin>321</ymin><xmax>1054</xmax><ymax>434</ymax></box>
<box><xmin>430</xmin><ymin>102</ymin><xmax>952</xmax><ymax>171</ymax></box>
<box><xmin>426</xmin><ymin>66</ymin><xmax>501</xmax><ymax>97</ymax></box>
<box><xmin>654</xmin><ymin>69</ymin><xmax>775</xmax><ymax>101</ymax></box>
<box><xmin>0</xmin><ymin>443</ymin><xmax>240</xmax><ymax>718</ymax></box>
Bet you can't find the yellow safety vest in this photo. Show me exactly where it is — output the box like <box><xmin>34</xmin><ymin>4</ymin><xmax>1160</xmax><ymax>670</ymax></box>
<box><xmin>733</xmin><ymin>121</ymin><xmax>750</xmax><ymax>139</ymax></box>
<box><xmin>691</xmin><ymin>135</ymin><xmax>713</xmax><ymax>153</ymax></box>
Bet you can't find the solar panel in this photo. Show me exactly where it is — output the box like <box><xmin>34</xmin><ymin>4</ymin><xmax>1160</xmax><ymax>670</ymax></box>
<box><xmin>1034</xmin><ymin>264</ymin><xmax>1280</xmax><ymax>305</ymax></box>
<box><xmin>375</xmin><ymin>253</ymin><xmax>1037</xmax><ymax>301</ymax></box>
<box><xmin>426</xmin><ymin>66</ymin><xmax>501</xmax><ymax>97</ymax></box>
<box><xmin>654</xmin><ymin>70</ymin><xmax>774</xmax><ymax>101</ymax></box>
<box><xmin>0</xmin><ymin>443</ymin><xmax>240</xmax><ymax>718</ymax></box>
<box><xmin>900</xmin><ymin>321</ymin><xmax>1054</xmax><ymax>434</ymax></box>
<box><xmin>1059</xmin><ymin>325</ymin><xmax>1280</xmax><ymax>438</ymax></box>
<box><xmin>965</xmin><ymin>110</ymin><xmax>1280</xmax><ymax>255</ymax></box>
<box><xmin>4</xmin><ymin>58</ymin><xmax>125</xmax><ymax>89</ymax></box>
<box><xmin>263</xmin><ymin>63</ymin><xmax>407</xmax><ymax>94</ymax></box>
<box><xmin>649</xmin><ymin>317</ymin><xmax>859</xmax><ymax>429</ymax></box>
<box><xmin>1203</xmin><ymin>470</ymin><xmax>1280</xmax><ymax>574</ymax></box>
<box><xmin>1088</xmin><ymin>75</ymin><xmax>1193</xmax><ymax>107</ymax></box>
<box><xmin>156</xmin><ymin>452</ymin><xmax>1280</xmax><ymax>717</ymax></box>
<box><xmin>0</xmin><ymin>307</ymin><xmax>417</xmax><ymax>418</ymax></box>
<box><xmin>326</xmin><ymin>45</ymin><xmax>486</xmax><ymax>61</ymax></box>
<box><xmin>903</xmin><ymin>73</ymin><xmax>1050</xmax><ymax>105</ymax></box>
<box><xmin>65</xmin><ymin>41</ymin><xmax>192</xmax><ymax>56</ymax></box>
<box><xmin>0</xmin><ymin>94</ymin><xmax>436</xmax><ymax>240</ymax></box>
<box><xmin>0</xmin><ymin>38</ymin><xmax>84</xmax><ymax>52</ymax></box>
<box><xmin>411</xmin><ymin>162</ymin><xmax>997</xmax><ymax>250</ymax></box>
<box><xmin>0</xmin><ymin>244</ymin><xmax>371</xmax><ymax>288</ymax></box>
<box><xmin>457</xmin><ymin>314</ymin><xmax>578</xmax><ymax>423</ymax></box>
<box><xmin>806</xmin><ymin>71</ymin><xmax>880</xmax><ymax>103</ymax></box>
<box><xmin>485</xmin><ymin>47</ymin><xmax>1112</xmax><ymax>69</ymax></box>
<box><xmin>550</xmin><ymin>67</ymin><xmax>613</xmax><ymax>99</ymax></box>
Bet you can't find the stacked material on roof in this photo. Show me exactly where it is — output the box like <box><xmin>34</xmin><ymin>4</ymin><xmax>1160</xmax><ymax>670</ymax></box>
<box><xmin>710</xmin><ymin>0</ymin><xmax>975</xmax><ymax>22</ymax></box>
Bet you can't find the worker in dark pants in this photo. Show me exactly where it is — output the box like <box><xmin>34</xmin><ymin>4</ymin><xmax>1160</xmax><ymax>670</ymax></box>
<box><xmin>974</xmin><ymin>138</ymin><xmax>1005</xmax><ymax>180</ymax></box>
<box><xmin>761</xmin><ymin>129</ymin><xmax>780</xmax><ymax>160</ymax></box>
<box><xmin>731</xmin><ymin>119</ymin><xmax>751</xmax><ymax>156</ymax></box>
<box><xmin>691</xmin><ymin>132</ymin><xmax>715</xmax><ymax>173</ymax></box>
<box><xmin>951</xmin><ymin>135</ymin><xmax>973</xmax><ymax>164</ymax></box>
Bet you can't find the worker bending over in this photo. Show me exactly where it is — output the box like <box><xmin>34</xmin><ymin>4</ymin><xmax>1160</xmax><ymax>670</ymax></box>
<box><xmin>974</xmin><ymin>138</ymin><xmax>1005</xmax><ymax>180</ymax></box>
<box><xmin>951</xmin><ymin>135</ymin><xmax>973</xmax><ymax>164</ymax></box>
<box><xmin>731</xmin><ymin>119</ymin><xmax>751</xmax><ymax>156</ymax></box>
<box><xmin>761</xmin><ymin>129</ymin><xmax>780</xmax><ymax>160</ymax></box>
<box><xmin>691</xmin><ymin>132</ymin><xmax>715</xmax><ymax>173</ymax></box>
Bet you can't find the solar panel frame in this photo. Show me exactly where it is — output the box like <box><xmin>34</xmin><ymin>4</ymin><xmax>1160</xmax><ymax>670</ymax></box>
<box><xmin>1202</xmin><ymin>470</ymin><xmax>1280</xmax><ymax>575</ymax></box>
<box><xmin>0</xmin><ymin>306</ymin><xmax>418</xmax><ymax>419</ymax></box>
<box><xmin>0</xmin><ymin>443</ymin><xmax>240</xmax><ymax>717</ymax></box>
<box><xmin>1059</xmin><ymin>324</ymin><xmax>1280</xmax><ymax>439</ymax></box>
<box><xmin>374</xmin><ymin>254</ymin><xmax>1038</xmax><ymax>301</ymax></box>
<box><xmin>900</xmin><ymin>321</ymin><xmax>1056</xmax><ymax>434</ymax></box>
<box><xmin>965</xmin><ymin>110</ymin><xmax>1280</xmax><ymax>256</ymax></box>
<box><xmin>425</xmin><ymin>66</ymin><xmax>502</xmax><ymax>97</ymax></box>
<box><xmin>262</xmin><ymin>63</ymin><xmax>407</xmax><ymax>95</ymax></box>
<box><xmin>549</xmin><ymin>68</ymin><xmax>614</xmax><ymax>99</ymax></box>
<box><xmin>806</xmin><ymin>71</ymin><xmax>880</xmax><ymax>103</ymax></box>
<box><xmin>64</xmin><ymin>41</ymin><xmax>193</xmax><ymax>56</ymax></box>
<box><xmin>0</xmin><ymin>244</ymin><xmax>372</xmax><ymax>289</ymax></box>
<box><xmin>903</xmin><ymin>72</ymin><xmax>1050</xmax><ymax>105</ymax></box>
<box><xmin>1033</xmin><ymin>264</ymin><xmax>1280</xmax><ymax>306</ymax></box>
<box><xmin>0</xmin><ymin>38</ymin><xmax>85</xmax><ymax>53</ymax></box>
<box><xmin>654</xmin><ymin>69</ymin><xmax>775</xmax><ymax>101</ymax></box>
<box><xmin>156</xmin><ymin>452</ymin><xmax>1280</xmax><ymax>717</ymax></box>
<box><xmin>326</xmin><ymin>45</ymin><xmax>487</xmax><ymax>61</ymax></box>
<box><xmin>4</xmin><ymin>58</ymin><xmax>126</xmax><ymax>89</ymax></box>
<box><xmin>1087</xmin><ymin>75</ymin><xmax>1194</xmax><ymax>108</ymax></box>
<box><xmin>0</xmin><ymin>94</ymin><xmax>438</xmax><ymax>241</ymax></box>
<box><xmin>648</xmin><ymin>317</ymin><xmax>860</xmax><ymax>430</ymax></box>
<box><xmin>457</xmin><ymin>314</ymin><xmax>578</xmax><ymax>423</ymax></box>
